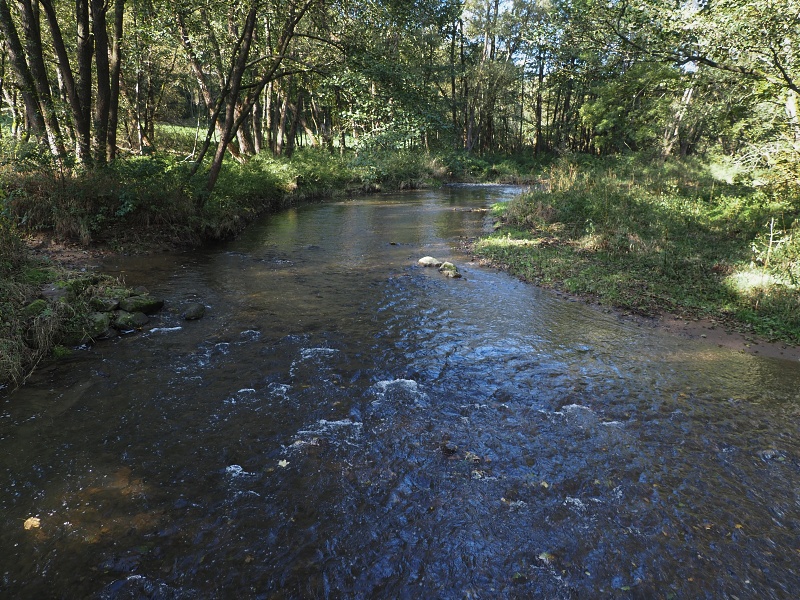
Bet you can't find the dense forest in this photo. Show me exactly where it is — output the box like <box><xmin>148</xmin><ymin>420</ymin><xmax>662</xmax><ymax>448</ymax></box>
<box><xmin>0</xmin><ymin>0</ymin><xmax>797</xmax><ymax>187</ymax></box>
<box><xmin>2</xmin><ymin>0</ymin><xmax>800</xmax><ymax>386</ymax></box>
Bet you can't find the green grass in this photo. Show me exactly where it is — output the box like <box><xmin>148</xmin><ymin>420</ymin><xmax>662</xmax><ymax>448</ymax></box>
<box><xmin>474</xmin><ymin>154</ymin><xmax>800</xmax><ymax>344</ymax></box>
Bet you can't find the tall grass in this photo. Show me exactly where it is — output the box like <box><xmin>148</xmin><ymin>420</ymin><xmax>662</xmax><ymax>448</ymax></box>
<box><xmin>476</xmin><ymin>154</ymin><xmax>800</xmax><ymax>343</ymax></box>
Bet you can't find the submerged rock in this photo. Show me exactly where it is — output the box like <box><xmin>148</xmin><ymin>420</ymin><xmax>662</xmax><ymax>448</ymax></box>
<box><xmin>418</xmin><ymin>256</ymin><xmax>443</xmax><ymax>267</ymax></box>
<box><xmin>441</xmin><ymin>440</ymin><xmax>459</xmax><ymax>455</ymax></box>
<box><xmin>438</xmin><ymin>262</ymin><xmax>462</xmax><ymax>278</ymax></box>
<box><xmin>182</xmin><ymin>302</ymin><xmax>206</xmax><ymax>321</ymax></box>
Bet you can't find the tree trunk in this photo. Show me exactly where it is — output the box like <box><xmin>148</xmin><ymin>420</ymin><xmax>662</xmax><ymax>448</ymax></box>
<box><xmin>17</xmin><ymin>0</ymin><xmax>65</xmax><ymax>158</ymax></box>
<box><xmin>107</xmin><ymin>0</ymin><xmax>125</xmax><ymax>162</ymax></box>
<box><xmin>284</xmin><ymin>90</ymin><xmax>304</xmax><ymax>158</ymax></box>
<box><xmin>205</xmin><ymin>5</ymin><xmax>258</xmax><ymax>193</ymax></box>
<box><xmin>91</xmin><ymin>0</ymin><xmax>111</xmax><ymax>165</ymax></box>
<box><xmin>276</xmin><ymin>90</ymin><xmax>289</xmax><ymax>156</ymax></box>
<box><xmin>76</xmin><ymin>0</ymin><xmax>94</xmax><ymax>163</ymax></box>
<box><xmin>535</xmin><ymin>51</ymin><xmax>544</xmax><ymax>154</ymax></box>
<box><xmin>0</xmin><ymin>0</ymin><xmax>46</xmax><ymax>138</ymax></box>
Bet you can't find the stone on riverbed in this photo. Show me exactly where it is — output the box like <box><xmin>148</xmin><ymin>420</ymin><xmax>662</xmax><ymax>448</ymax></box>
<box><xmin>418</xmin><ymin>256</ymin><xmax>443</xmax><ymax>267</ymax></box>
<box><xmin>438</xmin><ymin>262</ymin><xmax>462</xmax><ymax>278</ymax></box>
<box><xmin>90</xmin><ymin>296</ymin><xmax>120</xmax><ymax>312</ymax></box>
<box><xmin>182</xmin><ymin>302</ymin><xmax>206</xmax><ymax>321</ymax></box>
<box><xmin>118</xmin><ymin>294</ymin><xmax>164</xmax><ymax>315</ymax></box>
<box><xmin>87</xmin><ymin>312</ymin><xmax>112</xmax><ymax>338</ymax></box>
<box><xmin>113</xmin><ymin>310</ymin><xmax>150</xmax><ymax>332</ymax></box>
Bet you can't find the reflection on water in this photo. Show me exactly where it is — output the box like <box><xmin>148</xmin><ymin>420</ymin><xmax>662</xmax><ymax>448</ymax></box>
<box><xmin>2</xmin><ymin>185</ymin><xmax>800</xmax><ymax>598</ymax></box>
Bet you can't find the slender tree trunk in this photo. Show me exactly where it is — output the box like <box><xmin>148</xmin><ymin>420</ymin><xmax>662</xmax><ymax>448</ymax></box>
<box><xmin>253</xmin><ymin>93</ymin><xmax>263</xmax><ymax>154</ymax></box>
<box><xmin>535</xmin><ymin>50</ymin><xmax>544</xmax><ymax>155</ymax></box>
<box><xmin>661</xmin><ymin>86</ymin><xmax>694</xmax><ymax>161</ymax></box>
<box><xmin>284</xmin><ymin>90</ymin><xmax>304</xmax><ymax>158</ymax></box>
<box><xmin>91</xmin><ymin>0</ymin><xmax>111</xmax><ymax>165</ymax></box>
<box><xmin>450</xmin><ymin>18</ymin><xmax>458</xmax><ymax>148</ymax></box>
<box><xmin>0</xmin><ymin>0</ymin><xmax>45</xmax><ymax>137</ymax></box>
<box><xmin>276</xmin><ymin>88</ymin><xmax>289</xmax><ymax>156</ymax></box>
<box><xmin>76</xmin><ymin>0</ymin><xmax>94</xmax><ymax>163</ymax></box>
<box><xmin>107</xmin><ymin>0</ymin><xmax>125</xmax><ymax>161</ymax></box>
<box><xmin>205</xmin><ymin>5</ymin><xmax>258</xmax><ymax>193</ymax></box>
<box><xmin>265</xmin><ymin>81</ymin><xmax>274</xmax><ymax>153</ymax></box>
<box><xmin>17</xmin><ymin>0</ymin><xmax>65</xmax><ymax>157</ymax></box>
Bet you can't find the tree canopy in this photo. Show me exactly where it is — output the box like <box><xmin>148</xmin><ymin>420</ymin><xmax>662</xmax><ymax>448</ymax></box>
<box><xmin>0</xmin><ymin>0</ymin><xmax>798</xmax><ymax>192</ymax></box>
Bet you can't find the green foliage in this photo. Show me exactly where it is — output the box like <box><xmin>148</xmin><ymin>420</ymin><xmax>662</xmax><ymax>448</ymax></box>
<box><xmin>0</xmin><ymin>215</ymin><xmax>25</xmax><ymax>276</ymax></box>
<box><xmin>477</xmin><ymin>154</ymin><xmax>800</xmax><ymax>343</ymax></box>
<box><xmin>440</xmin><ymin>151</ymin><xmax>551</xmax><ymax>182</ymax></box>
<box><xmin>2</xmin><ymin>154</ymin><xmax>197</xmax><ymax>245</ymax></box>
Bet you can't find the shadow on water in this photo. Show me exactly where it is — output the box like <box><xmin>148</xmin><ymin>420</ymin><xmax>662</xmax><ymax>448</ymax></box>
<box><xmin>2</xmin><ymin>185</ymin><xmax>800</xmax><ymax>599</ymax></box>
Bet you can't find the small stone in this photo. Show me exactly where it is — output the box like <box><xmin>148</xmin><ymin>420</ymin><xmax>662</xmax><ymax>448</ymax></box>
<box><xmin>182</xmin><ymin>302</ymin><xmax>206</xmax><ymax>321</ymax></box>
<box><xmin>438</xmin><ymin>262</ymin><xmax>462</xmax><ymax>278</ymax></box>
<box><xmin>441</xmin><ymin>440</ymin><xmax>459</xmax><ymax>455</ymax></box>
<box><xmin>418</xmin><ymin>256</ymin><xmax>443</xmax><ymax>267</ymax></box>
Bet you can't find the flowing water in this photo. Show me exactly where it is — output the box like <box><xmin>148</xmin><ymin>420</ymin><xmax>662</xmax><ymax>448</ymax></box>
<box><xmin>2</xmin><ymin>186</ymin><xmax>800</xmax><ymax>599</ymax></box>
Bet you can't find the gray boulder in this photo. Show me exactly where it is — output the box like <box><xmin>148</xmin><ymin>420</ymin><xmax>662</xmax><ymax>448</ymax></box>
<box><xmin>182</xmin><ymin>302</ymin><xmax>206</xmax><ymax>321</ymax></box>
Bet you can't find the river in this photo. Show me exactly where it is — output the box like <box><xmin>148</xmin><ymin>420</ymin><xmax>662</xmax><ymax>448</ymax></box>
<box><xmin>2</xmin><ymin>185</ymin><xmax>800</xmax><ymax>599</ymax></box>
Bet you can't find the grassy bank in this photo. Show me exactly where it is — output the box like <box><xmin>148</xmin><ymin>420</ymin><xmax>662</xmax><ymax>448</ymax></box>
<box><xmin>0</xmin><ymin>217</ymin><xmax>133</xmax><ymax>389</ymax></box>
<box><xmin>474</xmin><ymin>155</ymin><xmax>800</xmax><ymax>345</ymax></box>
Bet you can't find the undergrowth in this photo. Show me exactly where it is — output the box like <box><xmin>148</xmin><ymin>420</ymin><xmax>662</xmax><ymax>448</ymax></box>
<box><xmin>475</xmin><ymin>154</ymin><xmax>800</xmax><ymax>344</ymax></box>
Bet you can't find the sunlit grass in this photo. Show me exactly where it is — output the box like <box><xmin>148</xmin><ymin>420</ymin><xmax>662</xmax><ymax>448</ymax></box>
<box><xmin>475</xmin><ymin>155</ymin><xmax>800</xmax><ymax>344</ymax></box>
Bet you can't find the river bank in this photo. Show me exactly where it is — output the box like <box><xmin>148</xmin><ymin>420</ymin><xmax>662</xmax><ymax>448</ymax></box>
<box><xmin>470</xmin><ymin>155</ymin><xmax>800</xmax><ymax>353</ymax></box>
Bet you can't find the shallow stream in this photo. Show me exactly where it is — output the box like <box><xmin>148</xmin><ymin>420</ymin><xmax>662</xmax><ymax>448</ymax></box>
<box><xmin>2</xmin><ymin>185</ymin><xmax>800</xmax><ymax>598</ymax></box>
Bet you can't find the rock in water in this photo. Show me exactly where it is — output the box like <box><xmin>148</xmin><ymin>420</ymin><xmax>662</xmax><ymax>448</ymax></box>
<box><xmin>182</xmin><ymin>302</ymin><xmax>206</xmax><ymax>321</ymax></box>
<box><xmin>119</xmin><ymin>294</ymin><xmax>164</xmax><ymax>315</ymax></box>
<box><xmin>113</xmin><ymin>310</ymin><xmax>150</xmax><ymax>332</ymax></box>
<box><xmin>418</xmin><ymin>256</ymin><xmax>443</xmax><ymax>267</ymax></box>
<box><xmin>438</xmin><ymin>262</ymin><xmax>462</xmax><ymax>278</ymax></box>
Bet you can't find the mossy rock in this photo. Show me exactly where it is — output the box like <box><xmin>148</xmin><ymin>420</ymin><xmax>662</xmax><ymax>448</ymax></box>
<box><xmin>22</xmin><ymin>299</ymin><xmax>49</xmax><ymax>319</ymax></box>
<box><xmin>90</xmin><ymin>296</ymin><xmax>120</xmax><ymax>312</ymax></box>
<box><xmin>113</xmin><ymin>310</ymin><xmax>150</xmax><ymax>331</ymax></box>
<box><xmin>87</xmin><ymin>312</ymin><xmax>112</xmax><ymax>338</ymax></box>
<box><xmin>438</xmin><ymin>262</ymin><xmax>462</xmax><ymax>278</ymax></box>
<box><xmin>418</xmin><ymin>256</ymin><xmax>443</xmax><ymax>267</ymax></box>
<box><xmin>118</xmin><ymin>295</ymin><xmax>164</xmax><ymax>315</ymax></box>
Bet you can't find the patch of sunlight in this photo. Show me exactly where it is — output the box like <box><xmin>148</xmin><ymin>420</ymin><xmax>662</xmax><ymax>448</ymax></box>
<box><xmin>576</xmin><ymin>234</ymin><xmax>604</xmax><ymax>251</ymax></box>
<box><xmin>482</xmin><ymin>235</ymin><xmax>549</xmax><ymax>249</ymax></box>
<box><xmin>708</xmin><ymin>157</ymin><xmax>746</xmax><ymax>184</ymax></box>
<box><xmin>725</xmin><ymin>268</ymin><xmax>795</xmax><ymax>295</ymax></box>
